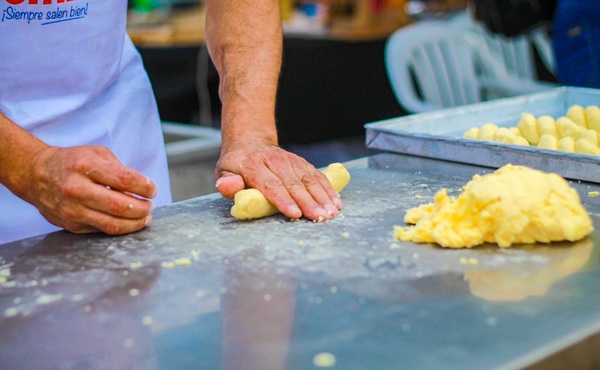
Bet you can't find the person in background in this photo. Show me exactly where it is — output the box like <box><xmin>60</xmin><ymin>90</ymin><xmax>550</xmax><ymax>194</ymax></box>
<box><xmin>469</xmin><ymin>0</ymin><xmax>600</xmax><ymax>88</ymax></box>
<box><xmin>0</xmin><ymin>0</ymin><xmax>342</xmax><ymax>245</ymax></box>
<box><xmin>552</xmin><ymin>0</ymin><xmax>600</xmax><ymax>88</ymax></box>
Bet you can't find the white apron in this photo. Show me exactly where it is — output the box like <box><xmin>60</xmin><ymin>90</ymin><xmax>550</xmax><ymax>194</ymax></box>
<box><xmin>0</xmin><ymin>0</ymin><xmax>172</xmax><ymax>244</ymax></box>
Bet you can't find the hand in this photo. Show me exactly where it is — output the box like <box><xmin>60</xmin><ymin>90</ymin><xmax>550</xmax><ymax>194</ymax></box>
<box><xmin>215</xmin><ymin>141</ymin><xmax>343</xmax><ymax>221</ymax></box>
<box><xmin>24</xmin><ymin>145</ymin><xmax>157</xmax><ymax>235</ymax></box>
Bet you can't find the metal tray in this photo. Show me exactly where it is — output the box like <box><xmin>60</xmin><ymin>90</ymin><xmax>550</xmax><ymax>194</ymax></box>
<box><xmin>365</xmin><ymin>87</ymin><xmax>600</xmax><ymax>183</ymax></box>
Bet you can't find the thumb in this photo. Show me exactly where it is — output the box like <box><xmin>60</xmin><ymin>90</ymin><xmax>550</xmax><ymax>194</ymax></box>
<box><xmin>215</xmin><ymin>172</ymin><xmax>245</xmax><ymax>199</ymax></box>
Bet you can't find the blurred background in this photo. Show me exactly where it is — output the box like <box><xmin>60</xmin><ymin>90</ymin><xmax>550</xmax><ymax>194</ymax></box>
<box><xmin>125</xmin><ymin>0</ymin><xmax>557</xmax><ymax>200</ymax></box>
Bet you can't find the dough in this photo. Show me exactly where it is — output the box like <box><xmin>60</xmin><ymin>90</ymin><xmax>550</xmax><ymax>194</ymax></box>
<box><xmin>575</xmin><ymin>138</ymin><xmax>600</xmax><ymax>155</ymax></box>
<box><xmin>557</xmin><ymin>136</ymin><xmax>575</xmax><ymax>152</ymax></box>
<box><xmin>462</xmin><ymin>105</ymin><xmax>600</xmax><ymax>155</ymax></box>
<box><xmin>493</xmin><ymin>127</ymin><xmax>516</xmax><ymax>144</ymax></box>
<box><xmin>231</xmin><ymin>163</ymin><xmax>350</xmax><ymax>220</ymax></box>
<box><xmin>463</xmin><ymin>127</ymin><xmax>479</xmax><ymax>139</ymax></box>
<box><xmin>537</xmin><ymin>134</ymin><xmax>557</xmax><ymax>150</ymax></box>
<box><xmin>477</xmin><ymin>123</ymin><xmax>498</xmax><ymax>141</ymax></box>
<box><xmin>513</xmin><ymin>136</ymin><xmax>530</xmax><ymax>146</ymax></box>
<box><xmin>509</xmin><ymin>127</ymin><xmax>523</xmax><ymax>137</ymax></box>
<box><xmin>567</xmin><ymin>104</ymin><xmax>587</xmax><ymax>128</ymax></box>
<box><xmin>517</xmin><ymin>112</ymin><xmax>540</xmax><ymax>145</ymax></box>
<box><xmin>556</xmin><ymin>116</ymin><xmax>583</xmax><ymax>140</ymax></box>
<box><xmin>582</xmin><ymin>129</ymin><xmax>599</xmax><ymax>146</ymax></box>
<box><xmin>586</xmin><ymin>105</ymin><xmax>600</xmax><ymax>131</ymax></box>
<box><xmin>394</xmin><ymin>164</ymin><xmax>593</xmax><ymax>248</ymax></box>
<box><xmin>536</xmin><ymin>115</ymin><xmax>558</xmax><ymax>138</ymax></box>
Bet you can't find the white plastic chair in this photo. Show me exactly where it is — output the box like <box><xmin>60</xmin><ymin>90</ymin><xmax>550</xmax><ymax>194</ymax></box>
<box><xmin>384</xmin><ymin>19</ymin><xmax>556</xmax><ymax>113</ymax></box>
<box><xmin>450</xmin><ymin>11</ymin><xmax>556</xmax><ymax>87</ymax></box>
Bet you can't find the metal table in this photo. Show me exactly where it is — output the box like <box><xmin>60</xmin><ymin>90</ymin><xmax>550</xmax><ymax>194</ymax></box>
<box><xmin>1</xmin><ymin>153</ymin><xmax>600</xmax><ymax>370</ymax></box>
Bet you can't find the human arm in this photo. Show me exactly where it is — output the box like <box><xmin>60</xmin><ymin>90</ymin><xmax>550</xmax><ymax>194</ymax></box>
<box><xmin>0</xmin><ymin>113</ymin><xmax>157</xmax><ymax>236</ymax></box>
<box><xmin>204</xmin><ymin>0</ymin><xmax>342</xmax><ymax>221</ymax></box>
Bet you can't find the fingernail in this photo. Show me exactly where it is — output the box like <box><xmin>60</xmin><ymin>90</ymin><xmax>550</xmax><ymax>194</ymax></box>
<box><xmin>315</xmin><ymin>207</ymin><xmax>327</xmax><ymax>219</ymax></box>
<box><xmin>325</xmin><ymin>204</ymin><xmax>338</xmax><ymax>217</ymax></box>
<box><xmin>215</xmin><ymin>178</ymin><xmax>222</xmax><ymax>189</ymax></box>
<box><xmin>289</xmin><ymin>205</ymin><xmax>301</xmax><ymax>217</ymax></box>
<box><xmin>145</xmin><ymin>214</ymin><xmax>152</xmax><ymax>226</ymax></box>
<box><xmin>334</xmin><ymin>195</ymin><xmax>342</xmax><ymax>209</ymax></box>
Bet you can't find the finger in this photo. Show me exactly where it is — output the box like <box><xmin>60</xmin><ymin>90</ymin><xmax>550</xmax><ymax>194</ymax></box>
<box><xmin>314</xmin><ymin>169</ymin><xmax>343</xmax><ymax>209</ymax></box>
<box><xmin>41</xmin><ymin>212</ymin><xmax>101</xmax><ymax>235</ymax></box>
<box><xmin>66</xmin><ymin>180</ymin><xmax>154</xmax><ymax>220</ymax></box>
<box><xmin>291</xmin><ymin>169</ymin><xmax>339</xmax><ymax>219</ymax></box>
<box><xmin>264</xmin><ymin>160</ymin><xmax>338</xmax><ymax>221</ymax></box>
<box><xmin>95</xmin><ymin>187</ymin><xmax>155</xmax><ymax>219</ymax></box>
<box><xmin>259</xmin><ymin>158</ymin><xmax>333</xmax><ymax>220</ymax></box>
<box><xmin>86</xmin><ymin>161</ymin><xmax>157</xmax><ymax>199</ymax></box>
<box><xmin>216</xmin><ymin>172</ymin><xmax>245</xmax><ymax>198</ymax></box>
<box><xmin>76</xmin><ymin>206</ymin><xmax>152</xmax><ymax>236</ymax></box>
<box><xmin>258</xmin><ymin>175</ymin><xmax>303</xmax><ymax>219</ymax></box>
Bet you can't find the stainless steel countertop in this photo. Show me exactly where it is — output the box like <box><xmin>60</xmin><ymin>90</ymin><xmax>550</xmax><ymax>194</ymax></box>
<box><xmin>2</xmin><ymin>153</ymin><xmax>600</xmax><ymax>370</ymax></box>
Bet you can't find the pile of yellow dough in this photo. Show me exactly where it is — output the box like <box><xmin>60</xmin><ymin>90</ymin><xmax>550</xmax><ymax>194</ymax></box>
<box><xmin>463</xmin><ymin>105</ymin><xmax>600</xmax><ymax>155</ymax></box>
<box><xmin>394</xmin><ymin>164</ymin><xmax>593</xmax><ymax>248</ymax></box>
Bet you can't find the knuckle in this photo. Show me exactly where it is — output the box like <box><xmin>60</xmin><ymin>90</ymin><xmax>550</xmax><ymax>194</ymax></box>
<box><xmin>263</xmin><ymin>177</ymin><xmax>283</xmax><ymax>191</ymax></box>
<box><xmin>107</xmin><ymin>199</ymin><xmax>127</xmax><ymax>214</ymax></box>
<box><xmin>300</xmin><ymin>174</ymin><xmax>319</xmax><ymax>187</ymax></box>
<box><xmin>116</xmin><ymin>170</ymin><xmax>135</xmax><ymax>187</ymax></box>
<box><xmin>102</xmin><ymin>220</ymin><xmax>126</xmax><ymax>235</ymax></box>
<box><xmin>61</xmin><ymin>180</ymin><xmax>83</xmax><ymax>199</ymax></box>
<box><xmin>94</xmin><ymin>146</ymin><xmax>113</xmax><ymax>158</ymax></box>
<box><xmin>61</xmin><ymin>204</ymin><xmax>79</xmax><ymax>220</ymax></box>
<box><xmin>71</xmin><ymin>157</ymin><xmax>92</xmax><ymax>173</ymax></box>
<box><xmin>284</xmin><ymin>178</ymin><xmax>304</xmax><ymax>193</ymax></box>
<box><xmin>265</xmin><ymin>152</ymin><xmax>286</xmax><ymax>166</ymax></box>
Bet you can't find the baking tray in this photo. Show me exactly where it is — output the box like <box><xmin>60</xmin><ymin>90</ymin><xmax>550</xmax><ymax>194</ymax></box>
<box><xmin>365</xmin><ymin>87</ymin><xmax>600</xmax><ymax>183</ymax></box>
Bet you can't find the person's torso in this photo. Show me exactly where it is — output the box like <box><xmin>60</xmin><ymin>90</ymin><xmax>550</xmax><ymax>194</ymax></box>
<box><xmin>0</xmin><ymin>0</ymin><xmax>128</xmax><ymax>129</ymax></box>
<box><xmin>0</xmin><ymin>0</ymin><xmax>173</xmax><ymax>244</ymax></box>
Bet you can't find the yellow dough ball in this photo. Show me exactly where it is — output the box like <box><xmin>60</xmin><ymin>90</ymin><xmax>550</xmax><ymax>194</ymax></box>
<box><xmin>513</xmin><ymin>136</ymin><xmax>530</xmax><ymax>146</ymax></box>
<box><xmin>537</xmin><ymin>134</ymin><xmax>558</xmax><ymax>150</ymax></box>
<box><xmin>585</xmin><ymin>105</ymin><xmax>600</xmax><ymax>132</ymax></box>
<box><xmin>517</xmin><ymin>113</ymin><xmax>540</xmax><ymax>144</ymax></box>
<box><xmin>493</xmin><ymin>127</ymin><xmax>516</xmax><ymax>143</ymax></box>
<box><xmin>478</xmin><ymin>123</ymin><xmax>498</xmax><ymax>141</ymax></box>
<box><xmin>557</xmin><ymin>136</ymin><xmax>576</xmax><ymax>152</ymax></box>
<box><xmin>509</xmin><ymin>127</ymin><xmax>523</xmax><ymax>137</ymax></box>
<box><xmin>567</xmin><ymin>104</ymin><xmax>588</xmax><ymax>128</ymax></box>
<box><xmin>463</xmin><ymin>127</ymin><xmax>479</xmax><ymax>139</ymax></box>
<box><xmin>582</xmin><ymin>129</ymin><xmax>599</xmax><ymax>146</ymax></box>
<box><xmin>575</xmin><ymin>138</ymin><xmax>600</xmax><ymax>155</ymax></box>
<box><xmin>556</xmin><ymin>116</ymin><xmax>584</xmax><ymax>140</ymax></box>
<box><xmin>536</xmin><ymin>115</ymin><xmax>558</xmax><ymax>139</ymax></box>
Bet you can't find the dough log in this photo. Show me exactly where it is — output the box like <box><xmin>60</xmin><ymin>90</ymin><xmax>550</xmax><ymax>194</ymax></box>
<box><xmin>231</xmin><ymin>163</ymin><xmax>351</xmax><ymax>220</ymax></box>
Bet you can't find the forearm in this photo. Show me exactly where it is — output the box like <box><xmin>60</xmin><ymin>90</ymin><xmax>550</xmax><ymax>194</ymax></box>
<box><xmin>205</xmin><ymin>1</ymin><xmax>342</xmax><ymax>221</ymax></box>
<box><xmin>204</xmin><ymin>0</ymin><xmax>282</xmax><ymax>149</ymax></box>
<box><xmin>0</xmin><ymin>113</ymin><xmax>49</xmax><ymax>200</ymax></box>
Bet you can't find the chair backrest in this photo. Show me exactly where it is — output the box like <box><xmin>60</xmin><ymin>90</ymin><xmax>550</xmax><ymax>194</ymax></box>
<box><xmin>451</xmin><ymin>11</ymin><xmax>555</xmax><ymax>82</ymax></box>
<box><xmin>384</xmin><ymin>20</ymin><xmax>484</xmax><ymax>113</ymax></box>
<box><xmin>384</xmin><ymin>16</ymin><xmax>556</xmax><ymax>114</ymax></box>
